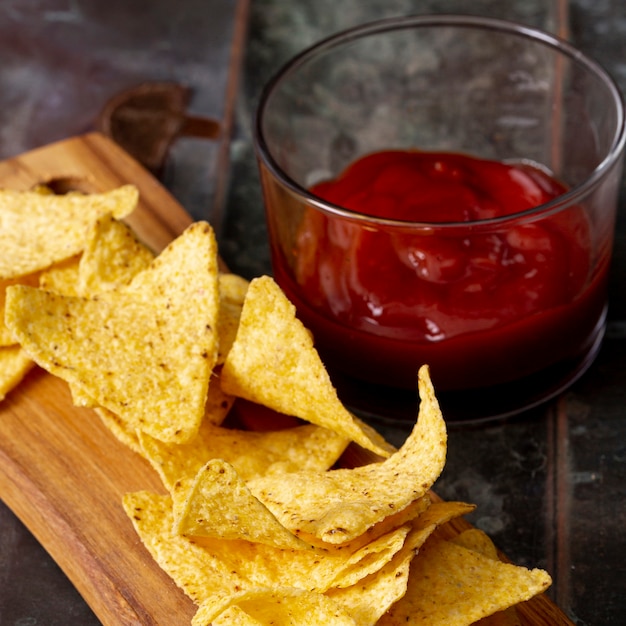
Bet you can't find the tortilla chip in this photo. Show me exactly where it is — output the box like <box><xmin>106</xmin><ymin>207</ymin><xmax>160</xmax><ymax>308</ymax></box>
<box><xmin>452</xmin><ymin>528</ymin><xmax>501</xmax><ymax>560</ymax></box>
<box><xmin>124</xmin><ymin>490</ymin><xmax>410</xmax><ymax>611</ymax></box>
<box><xmin>323</xmin><ymin>499</ymin><xmax>474</xmax><ymax>615</ymax></box>
<box><xmin>0</xmin><ymin>345</ymin><xmax>35</xmax><ymax>401</ymax></box>
<box><xmin>453</xmin><ymin>529</ymin><xmax>523</xmax><ymax>626</ymax></box>
<box><xmin>335</xmin><ymin>496</ymin><xmax>431</xmax><ymax>553</ymax></box>
<box><xmin>0</xmin><ymin>185</ymin><xmax>138</xmax><ymax>279</ymax></box>
<box><xmin>95</xmin><ymin>406</ymin><xmax>142</xmax><ymax>453</ymax></box>
<box><xmin>193</xmin><ymin>587</ymin><xmax>357</xmax><ymax>626</ymax></box>
<box><xmin>202</xmin><ymin>372</ymin><xmax>236</xmax><ymax>427</ymax></box>
<box><xmin>245</xmin><ymin>365</ymin><xmax>446</xmax><ymax>545</ymax></box>
<box><xmin>69</xmin><ymin>385</ymin><xmax>99</xmax><ymax>408</ymax></box>
<box><xmin>325</xmin><ymin>545</ymin><xmax>413</xmax><ymax>626</ymax></box>
<box><xmin>38</xmin><ymin>256</ymin><xmax>81</xmax><ymax>296</ymax></box>
<box><xmin>175</xmin><ymin>459</ymin><xmax>311</xmax><ymax>550</ymax></box>
<box><xmin>216</xmin><ymin>274</ymin><xmax>249</xmax><ymax>365</ymax></box>
<box><xmin>378</xmin><ymin>536</ymin><xmax>551</xmax><ymax>625</ymax></box>
<box><xmin>123</xmin><ymin>491</ymin><xmax>248</xmax><ymax>605</ymax></box>
<box><xmin>92</xmin><ymin>372</ymin><xmax>233</xmax><ymax>459</ymax></box>
<box><xmin>221</xmin><ymin>275</ymin><xmax>394</xmax><ymax>458</ymax></box>
<box><xmin>78</xmin><ymin>213</ymin><xmax>155</xmax><ymax>295</ymax></box>
<box><xmin>196</xmin><ymin>522</ymin><xmax>414</xmax><ymax>595</ymax></box>
<box><xmin>323</xmin><ymin>503</ymin><xmax>468</xmax><ymax>626</ymax></box>
<box><xmin>5</xmin><ymin>221</ymin><xmax>220</xmax><ymax>443</ymax></box>
<box><xmin>0</xmin><ymin>271</ymin><xmax>41</xmax><ymax>346</ymax></box>
<box><xmin>219</xmin><ymin>272</ymin><xmax>249</xmax><ymax>304</ymax></box>
<box><xmin>139</xmin><ymin>417</ymin><xmax>348</xmax><ymax>497</ymax></box>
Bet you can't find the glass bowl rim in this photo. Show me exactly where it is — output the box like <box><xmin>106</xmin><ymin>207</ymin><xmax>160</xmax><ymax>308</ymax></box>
<box><xmin>254</xmin><ymin>14</ymin><xmax>626</xmax><ymax>229</ymax></box>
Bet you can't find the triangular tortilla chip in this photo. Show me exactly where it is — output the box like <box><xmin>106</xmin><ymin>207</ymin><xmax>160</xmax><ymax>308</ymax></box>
<box><xmin>5</xmin><ymin>221</ymin><xmax>220</xmax><ymax>443</ymax></box>
<box><xmin>452</xmin><ymin>529</ymin><xmax>522</xmax><ymax>626</ymax></box>
<box><xmin>323</xmin><ymin>502</ymin><xmax>473</xmax><ymax>625</ymax></box>
<box><xmin>326</xmin><ymin>545</ymin><xmax>412</xmax><ymax>626</ymax></box>
<box><xmin>139</xmin><ymin>417</ymin><xmax>348</xmax><ymax>495</ymax></box>
<box><xmin>192</xmin><ymin>587</ymin><xmax>357</xmax><ymax>626</ymax></box>
<box><xmin>0</xmin><ymin>185</ymin><xmax>138</xmax><ymax>279</ymax></box>
<box><xmin>221</xmin><ymin>275</ymin><xmax>394</xmax><ymax>458</ymax></box>
<box><xmin>123</xmin><ymin>491</ymin><xmax>249</xmax><ymax>606</ymax></box>
<box><xmin>216</xmin><ymin>273</ymin><xmax>249</xmax><ymax>365</ymax></box>
<box><xmin>175</xmin><ymin>459</ymin><xmax>311</xmax><ymax>550</ymax></box>
<box><xmin>125</xmin><ymin>492</ymin><xmax>414</xmax><ymax>602</ymax></box>
<box><xmin>0</xmin><ymin>345</ymin><xmax>35</xmax><ymax>401</ymax></box>
<box><xmin>246</xmin><ymin>365</ymin><xmax>447</xmax><ymax>545</ymax></box>
<box><xmin>38</xmin><ymin>256</ymin><xmax>81</xmax><ymax>296</ymax></box>
<box><xmin>378</xmin><ymin>536</ymin><xmax>551</xmax><ymax>625</ymax></box>
<box><xmin>78</xmin><ymin>213</ymin><xmax>155</xmax><ymax>295</ymax></box>
<box><xmin>0</xmin><ymin>271</ymin><xmax>40</xmax><ymax>346</ymax></box>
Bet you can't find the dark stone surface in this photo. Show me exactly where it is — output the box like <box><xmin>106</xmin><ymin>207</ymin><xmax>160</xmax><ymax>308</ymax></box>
<box><xmin>0</xmin><ymin>0</ymin><xmax>237</xmax><ymax>230</ymax></box>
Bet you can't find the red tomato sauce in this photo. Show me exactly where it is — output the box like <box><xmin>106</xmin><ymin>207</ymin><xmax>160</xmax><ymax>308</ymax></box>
<box><xmin>274</xmin><ymin>150</ymin><xmax>606</xmax><ymax>391</ymax></box>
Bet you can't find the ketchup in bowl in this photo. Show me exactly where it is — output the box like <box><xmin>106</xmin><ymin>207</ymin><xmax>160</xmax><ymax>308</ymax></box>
<box><xmin>267</xmin><ymin>150</ymin><xmax>610</xmax><ymax>416</ymax></box>
<box><xmin>255</xmin><ymin>17</ymin><xmax>625</xmax><ymax>421</ymax></box>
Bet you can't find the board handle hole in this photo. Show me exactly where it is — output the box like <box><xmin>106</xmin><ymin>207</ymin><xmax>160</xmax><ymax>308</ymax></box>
<box><xmin>39</xmin><ymin>176</ymin><xmax>99</xmax><ymax>195</ymax></box>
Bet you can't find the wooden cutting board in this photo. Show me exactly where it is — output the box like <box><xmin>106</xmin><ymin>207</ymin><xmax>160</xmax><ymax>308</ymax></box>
<box><xmin>0</xmin><ymin>133</ymin><xmax>574</xmax><ymax>625</ymax></box>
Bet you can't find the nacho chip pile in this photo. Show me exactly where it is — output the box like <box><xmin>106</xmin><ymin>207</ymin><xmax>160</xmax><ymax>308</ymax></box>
<box><xmin>0</xmin><ymin>186</ymin><xmax>139</xmax><ymax>400</ymax></box>
<box><xmin>1</xmin><ymin>185</ymin><xmax>552</xmax><ymax>625</ymax></box>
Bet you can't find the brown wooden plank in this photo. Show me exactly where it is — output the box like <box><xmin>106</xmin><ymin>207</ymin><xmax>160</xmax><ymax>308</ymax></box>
<box><xmin>0</xmin><ymin>133</ymin><xmax>573</xmax><ymax>625</ymax></box>
<box><xmin>0</xmin><ymin>132</ymin><xmax>199</xmax><ymax>624</ymax></box>
<box><xmin>0</xmin><ymin>370</ymin><xmax>196</xmax><ymax>625</ymax></box>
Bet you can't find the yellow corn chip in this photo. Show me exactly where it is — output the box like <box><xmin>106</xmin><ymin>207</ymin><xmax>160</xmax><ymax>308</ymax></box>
<box><xmin>193</xmin><ymin>587</ymin><xmax>357</xmax><ymax>626</ymax></box>
<box><xmin>452</xmin><ymin>527</ymin><xmax>501</xmax><ymax>560</ymax></box>
<box><xmin>175</xmin><ymin>459</ymin><xmax>310</xmax><ymax>550</ymax></box>
<box><xmin>317</xmin><ymin>501</ymin><xmax>471</xmax><ymax>625</ymax></box>
<box><xmin>323</xmin><ymin>525</ymin><xmax>414</xmax><ymax>591</ymax></box>
<box><xmin>0</xmin><ymin>271</ymin><xmax>40</xmax><ymax>346</ymax></box>
<box><xmin>193</xmin><ymin>522</ymin><xmax>414</xmax><ymax>595</ymax></box>
<box><xmin>123</xmin><ymin>491</ymin><xmax>249</xmax><ymax>606</ymax></box>
<box><xmin>0</xmin><ymin>345</ymin><xmax>35</xmax><ymax>401</ymax></box>
<box><xmin>412</xmin><ymin>501</ymin><xmax>476</xmax><ymax>534</ymax></box>
<box><xmin>337</xmin><ymin>496</ymin><xmax>432</xmax><ymax>553</ymax></box>
<box><xmin>69</xmin><ymin>385</ymin><xmax>99</xmax><ymax>408</ymax></box>
<box><xmin>38</xmin><ymin>256</ymin><xmax>81</xmax><ymax>296</ymax></box>
<box><xmin>124</xmin><ymin>491</ymin><xmax>404</xmax><ymax>611</ymax></box>
<box><xmin>325</xmin><ymin>546</ymin><xmax>413</xmax><ymax>626</ymax></box>
<box><xmin>94</xmin><ymin>373</ymin><xmax>234</xmax><ymax>456</ymax></box>
<box><xmin>95</xmin><ymin>406</ymin><xmax>142</xmax><ymax>453</ymax></box>
<box><xmin>452</xmin><ymin>529</ymin><xmax>523</xmax><ymax>626</ymax></box>
<box><xmin>245</xmin><ymin>365</ymin><xmax>446</xmax><ymax>545</ymax></box>
<box><xmin>221</xmin><ymin>275</ymin><xmax>394</xmax><ymax>458</ymax></box>
<box><xmin>205</xmin><ymin>606</ymin><xmax>254</xmax><ymax>625</ymax></box>
<box><xmin>219</xmin><ymin>272</ymin><xmax>250</xmax><ymax>304</ymax></box>
<box><xmin>78</xmin><ymin>213</ymin><xmax>155</xmax><ymax>296</ymax></box>
<box><xmin>0</xmin><ymin>185</ymin><xmax>138</xmax><ymax>279</ymax></box>
<box><xmin>216</xmin><ymin>273</ymin><xmax>249</xmax><ymax>365</ymax></box>
<box><xmin>378</xmin><ymin>536</ymin><xmax>551</xmax><ymax>625</ymax></box>
<box><xmin>38</xmin><ymin>259</ymin><xmax>83</xmax><ymax>416</ymax></box>
<box><xmin>139</xmin><ymin>417</ymin><xmax>349</xmax><ymax>497</ymax></box>
<box><xmin>202</xmin><ymin>373</ymin><xmax>236</xmax><ymax>427</ymax></box>
<box><xmin>125</xmin><ymin>490</ymin><xmax>415</xmax><ymax>599</ymax></box>
<box><xmin>5</xmin><ymin>222</ymin><xmax>220</xmax><ymax>443</ymax></box>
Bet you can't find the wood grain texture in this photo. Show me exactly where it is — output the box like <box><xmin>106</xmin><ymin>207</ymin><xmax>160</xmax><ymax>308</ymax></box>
<box><xmin>0</xmin><ymin>133</ymin><xmax>574</xmax><ymax>625</ymax></box>
<box><xmin>0</xmin><ymin>133</ymin><xmax>197</xmax><ymax>625</ymax></box>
